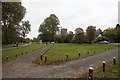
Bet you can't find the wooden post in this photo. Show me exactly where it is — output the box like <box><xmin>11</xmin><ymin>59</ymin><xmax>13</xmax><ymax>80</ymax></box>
<box><xmin>26</xmin><ymin>51</ymin><xmax>27</xmax><ymax>54</ymax></box>
<box><xmin>94</xmin><ymin>51</ymin><xmax>95</xmax><ymax>53</ymax></box>
<box><xmin>113</xmin><ymin>57</ymin><xmax>116</xmax><ymax>65</ymax></box>
<box><xmin>103</xmin><ymin>61</ymin><xmax>105</xmax><ymax>72</ymax></box>
<box><xmin>22</xmin><ymin>53</ymin><xmax>23</xmax><ymax>55</ymax></box>
<box><xmin>45</xmin><ymin>56</ymin><xmax>47</xmax><ymax>62</ymax></box>
<box><xmin>88</xmin><ymin>67</ymin><xmax>93</xmax><ymax>80</ymax></box>
<box><xmin>105</xmin><ymin>49</ymin><xmax>106</xmax><ymax>51</ymax></box>
<box><xmin>6</xmin><ymin>56</ymin><xmax>8</xmax><ymax>60</ymax></box>
<box><xmin>16</xmin><ymin>54</ymin><xmax>17</xmax><ymax>57</ymax></box>
<box><xmin>41</xmin><ymin>54</ymin><xmax>43</xmax><ymax>60</ymax></box>
<box><xmin>66</xmin><ymin>54</ymin><xmax>68</xmax><ymax>59</ymax></box>
<box><xmin>87</xmin><ymin>51</ymin><xmax>89</xmax><ymax>55</ymax></box>
<box><xmin>79</xmin><ymin>52</ymin><xmax>80</xmax><ymax>57</ymax></box>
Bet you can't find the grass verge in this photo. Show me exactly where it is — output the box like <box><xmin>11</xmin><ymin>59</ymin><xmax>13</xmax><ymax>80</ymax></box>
<box><xmin>77</xmin><ymin>56</ymin><xmax>120</xmax><ymax>79</ymax></box>
<box><xmin>2</xmin><ymin>43</ymin><xmax>46</xmax><ymax>63</ymax></box>
<box><xmin>34</xmin><ymin>43</ymin><xmax>118</xmax><ymax>65</ymax></box>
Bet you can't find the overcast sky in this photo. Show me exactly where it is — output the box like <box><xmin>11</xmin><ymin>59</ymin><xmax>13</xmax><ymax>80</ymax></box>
<box><xmin>22</xmin><ymin>0</ymin><xmax>119</xmax><ymax>39</ymax></box>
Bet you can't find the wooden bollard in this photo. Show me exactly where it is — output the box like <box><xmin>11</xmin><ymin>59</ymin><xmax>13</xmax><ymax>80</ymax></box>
<box><xmin>103</xmin><ymin>61</ymin><xmax>105</xmax><ymax>72</ymax></box>
<box><xmin>16</xmin><ymin>54</ymin><xmax>17</xmax><ymax>57</ymax></box>
<box><xmin>6</xmin><ymin>56</ymin><xmax>8</xmax><ymax>60</ymax></box>
<box><xmin>26</xmin><ymin>52</ymin><xmax>27</xmax><ymax>54</ymax></box>
<box><xmin>66</xmin><ymin>54</ymin><xmax>68</xmax><ymax>59</ymax></box>
<box><xmin>45</xmin><ymin>56</ymin><xmax>47</xmax><ymax>62</ymax></box>
<box><xmin>41</xmin><ymin>54</ymin><xmax>43</xmax><ymax>60</ymax></box>
<box><xmin>88</xmin><ymin>67</ymin><xmax>93</xmax><ymax>80</ymax></box>
<box><xmin>94</xmin><ymin>51</ymin><xmax>95</xmax><ymax>53</ymax></box>
<box><xmin>22</xmin><ymin>53</ymin><xmax>23</xmax><ymax>55</ymax></box>
<box><xmin>87</xmin><ymin>51</ymin><xmax>89</xmax><ymax>55</ymax></box>
<box><xmin>105</xmin><ymin>49</ymin><xmax>106</xmax><ymax>51</ymax></box>
<box><xmin>113</xmin><ymin>57</ymin><xmax>116</xmax><ymax>65</ymax></box>
<box><xmin>78</xmin><ymin>52</ymin><xmax>80</xmax><ymax>57</ymax></box>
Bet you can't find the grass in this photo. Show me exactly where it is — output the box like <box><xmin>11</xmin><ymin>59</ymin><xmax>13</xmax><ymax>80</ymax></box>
<box><xmin>34</xmin><ymin>43</ymin><xmax>118</xmax><ymax>65</ymax></box>
<box><xmin>77</xmin><ymin>56</ymin><xmax>120</xmax><ymax>79</ymax></box>
<box><xmin>2</xmin><ymin>43</ymin><xmax>46</xmax><ymax>63</ymax></box>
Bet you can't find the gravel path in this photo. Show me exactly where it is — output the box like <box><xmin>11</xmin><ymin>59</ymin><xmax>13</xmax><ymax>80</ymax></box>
<box><xmin>2</xmin><ymin>46</ymin><xmax>119</xmax><ymax>78</ymax></box>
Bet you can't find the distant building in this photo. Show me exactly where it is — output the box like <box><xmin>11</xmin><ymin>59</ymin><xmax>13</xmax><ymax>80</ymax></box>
<box><xmin>61</xmin><ymin>28</ymin><xmax>67</xmax><ymax>35</ymax></box>
<box><xmin>75</xmin><ymin>28</ymin><xmax>84</xmax><ymax>34</ymax></box>
<box><xmin>95</xmin><ymin>28</ymin><xmax>102</xmax><ymax>37</ymax></box>
<box><xmin>98</xmin><ymin>34</ymin><xmax>102</xmax><ymax>37</ymax></box>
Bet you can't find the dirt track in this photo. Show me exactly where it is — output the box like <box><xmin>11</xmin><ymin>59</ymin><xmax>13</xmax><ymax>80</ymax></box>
<box><xmin>2</xmin><ymin>45</ymin><xmax>119</xmax><ymax>78</ymax></box>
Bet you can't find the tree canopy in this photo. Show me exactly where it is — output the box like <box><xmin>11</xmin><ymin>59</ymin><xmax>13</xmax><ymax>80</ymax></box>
<box><xmin>2</xmin><ymin>2</ymin><xmax>26</xmax><ymax>44</ymax></box>
<box><xmin>86</xmin><ymin>26</ymin><xmax>96</xmax><ymax>44</ymax></box>
<box><xmin>38</xmin><ymin>14</ymin><xmax>60</xmax><ymax>42</ymax></box>
<box><xmin>102</xmin><ymin>24</ymin><xmax>120</xmax><ymax>42</ymax></box>
<box><xmin>20</xmin><ymin>20</ymin><xmax>31</xmax><ymax>38</ymax></box>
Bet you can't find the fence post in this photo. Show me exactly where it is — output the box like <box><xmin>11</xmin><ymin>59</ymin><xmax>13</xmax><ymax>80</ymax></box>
<box><xmin>16</xmin><ymin>54</ymin><xmax>17</xmax><ymax>57</ymax></box>
<box><xmin>66</xmin><ymin>54</ymin><xmax>68</xmax><ymax>59</ymax></box>
<box><xmin>41</xmin><ymin>54</ymin><xmax>43</xmax><ymax>60</ymax></box>
<box><xmin>103</xmin><ymin>61</ymin><xmax>105</xmax><ymax>72</ymax></box>
<box><xmin>79</xmin><ymin>52</ymin><xmax>80</xmax><ymax>57</ymax></box>
<box><xmin>113</xmin><ymin>57</ymin><xmax>116</xmax><ymax>65</ymax></box>
<box><xmin>45</xmin><ymin>56</ymin><xmax>47</xmax><ymax>62</ymax></box>
<box><xmin>88</xmin><ymin>67</ymin><xmax>93</xmax><ymax>80</ymax></box>
<box><xmin>105</xmin><ymin>49</ymin><xmax>106</xmax><ymax>51</ymax></box>
<box><xmin>87</xmin><ymin>51</ymin><xmax>89</xmax><ymax>55</ymax></box>
<box><xmin>6</xmin><ymin>56</ymin><xmax>8</xmax><ymax>60</ymax></box>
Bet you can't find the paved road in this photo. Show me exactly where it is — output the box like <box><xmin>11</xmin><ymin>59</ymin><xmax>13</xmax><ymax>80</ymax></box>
<box><xmin>2</xmin><ymin>47</ymin><xmax>119</xmax><ymax>78</ymax></box>
<box><xmin>1</xmin><ymin>43</ymin><xmax>31</xmax><ymax>51</ymax></box>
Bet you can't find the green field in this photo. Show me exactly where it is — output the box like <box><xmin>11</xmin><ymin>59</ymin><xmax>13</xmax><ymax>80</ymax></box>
<box><xmin>34</xmin><ymin>43</ymin><xmax>118</xmax><ymax>65</ymax></box>
<box><xmin>2</xmin><ymin>43</ymin><xmax>46</xmax><ymax>63</ymax></box>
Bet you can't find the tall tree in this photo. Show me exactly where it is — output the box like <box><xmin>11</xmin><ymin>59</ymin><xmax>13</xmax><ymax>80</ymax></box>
<box><xmin>115</xmin><ymin>24</ymin><xmax>120</xmax><ymax>42</ymax></box>
<box><xmin>102</xmin><ymin>24</ymin><xmax>120</xmax><ymax>43</ymax></box>
<box><xmin>68</xmin><ymin>34</ymin><xmax>74</xmax><ymax>43</ymax></box>
<box><xmin>20</xmin><ymin>20</ymin><xmax>31</xmax><ymax>40</ymax></box>
<box><xmin>75</xmin><ymin>28</ymin><xmax>84</xmax><ymax>44</ymax></box>
<box><xmin>86</xmin><ymin>26</ymin><xmax>96</xmax><ymax>44</ymax></box>
<box><xmin>2</xmin><ymin>2</ymin><xmax>26</xmax><ymax>44</ymax></box>
<box><xmin>38</xmin><ymin>14</ymin><xmax>60</xmax><ymax>42</ymax></box>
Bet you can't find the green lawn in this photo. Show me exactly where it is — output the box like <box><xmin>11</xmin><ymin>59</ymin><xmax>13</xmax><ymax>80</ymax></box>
<box><xmin>2</xmin><ymin>43</ymin><xmax>46</xmax><ymax>63</ymax></box>
<box><xmin>34</xmin><ymin>43</ymin><xmax>118</xmax><ymax>65</ymax></box>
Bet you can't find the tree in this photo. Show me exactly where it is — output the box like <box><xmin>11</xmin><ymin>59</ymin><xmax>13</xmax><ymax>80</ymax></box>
<box><xmin>2</xmin><ymin>2</ymin><xmax>26</xmax><ymax>44</ymax></box>
<box><xmin>86</xmin><ymin>26</ymin><xmax>96</xmax><ymax>44</ymax></box>
<box><xmin>75</xmin><ymin>33</ymin><xmax>84</xmax><ymax>44</ymax></box>
<box><xmin>38</xmin><ymin>14</ymin><xmax>60</xmax><ymax>42</ymax></box>
<box><xmin>94</xmin><ymin>36</ymin><xmax>109</xmax><ymax>43</ymax></box>
<box><xmin>20</xmin><ymin>20</ymin><xmax>31</xmax><ymax>40</ymax></box>
<box><xmin>115</xmin><ymin>24</ymin><xmax>120</xmax><ymax>42</ymax></box>
<box><xmin>102</xmin><ymin>24</ymin><xmax>120</xmax><ymax>42</ymax></box>
<box><xmin>67</xmin><ymin>34</ymin><xmax>74</xmax><ymax>43</ymax></box>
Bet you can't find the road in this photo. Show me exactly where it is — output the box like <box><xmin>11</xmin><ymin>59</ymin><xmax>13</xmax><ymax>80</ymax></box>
<box><xmin>1</xmin><ymin>43</ymin><xmax>31</xmax><ymax>51</ymax></box>
<box><xmin>2</xmin><ymin>46</ymin><xmax>119</xmax><ymax>78</ymax></box>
